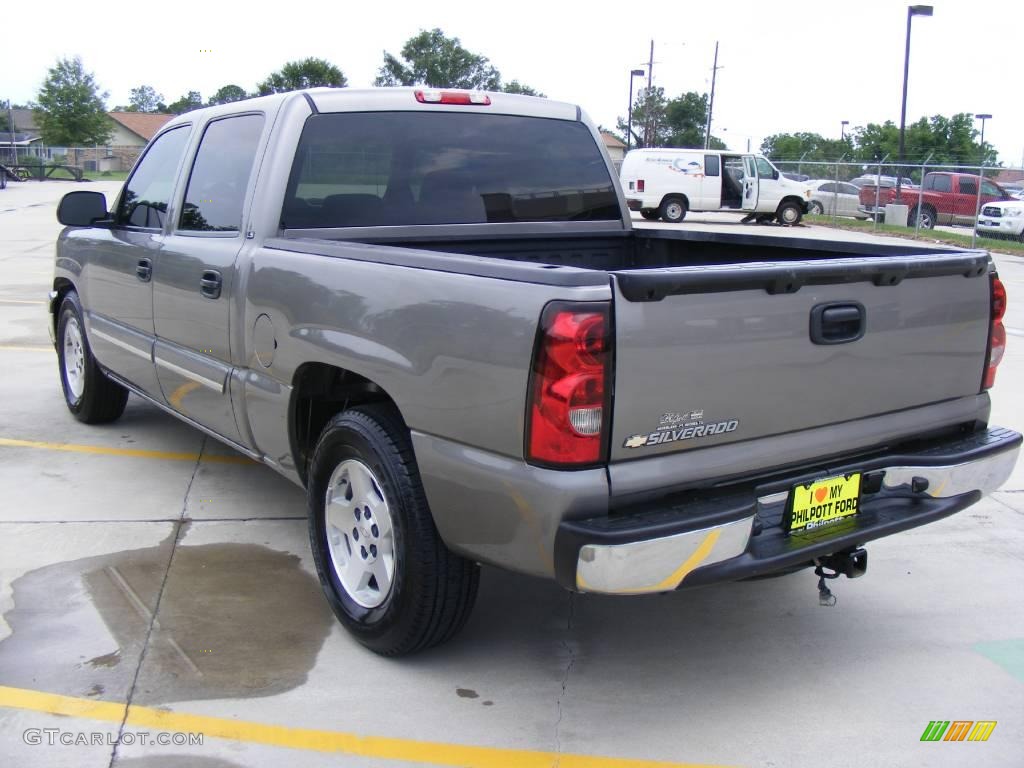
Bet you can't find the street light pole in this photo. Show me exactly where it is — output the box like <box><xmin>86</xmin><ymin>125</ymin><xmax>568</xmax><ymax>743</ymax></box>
<box><xmin>626</xmin><ymin>69</ymin><xmax>645</xmax><ymax>151</ymax></box>
<box><xmin>897</xmin><ymin>4</ymin><xmax>933</xmax><ymax>200</ymax></box>
<box><xmin>972</xmin><ymin>113</ymin><xmax>992</xmax><ymax>249</ymax></box>
<box><xmin>841</xmin><ymin>120</ymin><xmax>849</xmax><ymax>141</ymax></box>
<box><xmin>975</xmin><ymin>113</ymin><xmax>991</xmax><ymax>163</ymax></box>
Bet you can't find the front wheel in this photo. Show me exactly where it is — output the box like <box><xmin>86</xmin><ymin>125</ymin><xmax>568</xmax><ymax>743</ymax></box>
<box><xmin>776</xmin><ymin>201</ymin><xmax>803</xmax><ymax>225</ymax></box>
<box><xmin>910</xmin><ymin>206</ymin><xmax>936</xmax><ymax>229</ymax></box>
<box><xmin>307</xmin><ymin>404</ymin><xmax>480</xmax><ymax>656</ymax></box>
<box><xmin>659</xmin><ymin>196</ymin><xmax>687</xmax><ymax>223</ymax></box>
<box><xmin>57</xmin><ymin>291</ymin><xmax>129</xmax><ymax>423</ymax></box>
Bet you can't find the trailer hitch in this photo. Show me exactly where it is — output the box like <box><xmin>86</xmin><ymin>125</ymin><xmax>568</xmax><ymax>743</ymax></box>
<box><xmin>813</xmin><ymin>548</ymin><xmax>868</xmax><ymax>606</ymax></box>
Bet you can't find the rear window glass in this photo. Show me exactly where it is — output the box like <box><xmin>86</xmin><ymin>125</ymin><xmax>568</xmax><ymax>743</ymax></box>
<box><xmin>281</xmin><ymin>112</ymin><xmax>620</xmax><ymax>228</ymax></box>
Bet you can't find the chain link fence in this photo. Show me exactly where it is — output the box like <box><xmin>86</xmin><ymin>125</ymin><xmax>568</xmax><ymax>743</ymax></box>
<box><xmin>770</xmin><ymin>159</ymin><xmax>1024</xmax><ymax>247</ymax></box>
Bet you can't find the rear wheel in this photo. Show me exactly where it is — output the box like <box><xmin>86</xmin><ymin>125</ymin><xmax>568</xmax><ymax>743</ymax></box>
<box><xmin>808</xmin><ymin>201</ymin><xmax>824</xmax><ymax>215</ymax></box>
<box><xmin>640</xmin><ymin>209</ymin><xmax>660</xmax><ymax>221</ymax></box>
<box><xmin>307</xmin><ymin>404</ymin><xmax>480</xmax><ymax>655</ymax></box>
<box><xmin>910</xmin><ymin>206</ymin><xmax>936</xmax><ymax>229</ymax></box>
<box><xmin>659</xmin><ymin>196</ymin><xmax>687</xmax><ymax>223</ymax></box>
<box><xmin>57</xmin><ymin>291</ymin><xmax>129</xmax><ymax>423</ymax></box>
<box><xmin>776</xmin><ymin>201</ymin><xmax>803</xmax><ymax>225</ymax></box>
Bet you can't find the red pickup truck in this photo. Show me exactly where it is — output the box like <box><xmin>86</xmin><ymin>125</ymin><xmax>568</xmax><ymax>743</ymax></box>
<box><xmin>859</xmin><ymin>172</ymin><xmax>1010</xmax><ymax>228</ymax></box>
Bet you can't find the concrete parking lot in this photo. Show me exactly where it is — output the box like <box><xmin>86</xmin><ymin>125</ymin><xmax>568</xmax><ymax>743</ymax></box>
<box><xmin>2</xmin><ymin>180</ymin><xmax>1022</xmax><ymax>768</ymax></box>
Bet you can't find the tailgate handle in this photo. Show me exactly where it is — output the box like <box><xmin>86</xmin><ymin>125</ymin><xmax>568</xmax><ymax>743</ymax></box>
<box><xmin>810</xmin><ymin>302</ymin><xmax>865</xmax><ymax>345</ymax></box>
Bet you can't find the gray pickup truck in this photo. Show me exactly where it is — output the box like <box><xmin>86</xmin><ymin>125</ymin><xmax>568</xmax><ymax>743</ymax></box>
<box><xmin>51</xmin><ymin>88</ymin><xmax>1019</xmax><ymax>655</ymax></box>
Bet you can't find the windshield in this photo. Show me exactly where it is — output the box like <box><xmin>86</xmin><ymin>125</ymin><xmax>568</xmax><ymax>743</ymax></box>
<box><xmin>282</xmin><ymin>112</ymin><xmax>620</xmax><ymax>228</ymax></box>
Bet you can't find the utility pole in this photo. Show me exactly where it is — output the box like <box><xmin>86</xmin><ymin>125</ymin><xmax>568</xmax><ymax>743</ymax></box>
<box><xmin>704</xmin><ymin>41</ymin><xmax>720</xmax><ymax>149</ymax></box>
<box><xmin>644</xmin><ymin>40</ymin><xmax>655</xmax><ymax>147</ymax></box>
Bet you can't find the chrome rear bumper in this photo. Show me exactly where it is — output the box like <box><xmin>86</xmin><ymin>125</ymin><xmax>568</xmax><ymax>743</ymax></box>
<box><xmin>559</xmin><ymin>427</ymin><xmax>1021</xmax><ymax>595</ymax></box>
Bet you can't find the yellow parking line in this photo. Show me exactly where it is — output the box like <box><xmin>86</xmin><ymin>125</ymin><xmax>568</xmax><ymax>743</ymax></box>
<box><xmin>167</xmin><ymin>380</ymin><xmax>202</xmax><ymax>410</ymax></box>
<box><xmin>0</xmin><ymin>437</ymin><xmax>253</xmax><ymax>465</ymax></box>
<box><xmin>0</xmin><ymin>344</ymin><xmax>53</xmax><ymax>352</ymax></box>
<box><xmin>0</xmin><ymin>685</ymin><xmax>729</xmax><ymax>768</ymax></box>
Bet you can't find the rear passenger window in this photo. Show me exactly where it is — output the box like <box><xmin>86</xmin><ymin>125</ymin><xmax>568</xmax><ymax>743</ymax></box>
<box><xmin>819</xmin><ymin>182</ymin><xmax>835</xmax><ymax>193</ymax></box>
<box><xmin>180</xmin><ymin>114</ymin><xmax>264</xmax><ymax>232</ymax></box>
<box><xmin>704</xmin><ymin>155</ymin><xmax>720</xmax><ymax>176</ymax></box>
<box><xmin>115</xmin><ymin>126</ymin><xmax>191</xmax><ymax>228</ymax></box>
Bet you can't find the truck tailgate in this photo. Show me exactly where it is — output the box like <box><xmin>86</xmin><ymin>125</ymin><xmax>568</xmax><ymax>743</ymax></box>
<box><xmin>609</xmin><ymin>252</ymin><xmax>992</xmax><ymax>464</ymax></box>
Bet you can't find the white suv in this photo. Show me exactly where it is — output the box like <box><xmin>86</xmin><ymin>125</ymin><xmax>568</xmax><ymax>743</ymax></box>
<box><xmin>976</xmin><ymin>200</ymin><xmax>1024</xmax><ymax>240</ymax></box>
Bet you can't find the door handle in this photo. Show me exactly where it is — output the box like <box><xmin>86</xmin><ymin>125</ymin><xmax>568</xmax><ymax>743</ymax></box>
<box><xmin>200</xmin><ymin>270</ymin><xmax>222</xmax><ymax>300</ymax></box>
<box><xmin>810</xmin><ymin>302</ymin><xmax>865</xmax><ymax>345</ymax></box>
<box><xmin>136</xmin><ymin>258</ymin><xmax>152</xmax><ymax>282</ymax></box>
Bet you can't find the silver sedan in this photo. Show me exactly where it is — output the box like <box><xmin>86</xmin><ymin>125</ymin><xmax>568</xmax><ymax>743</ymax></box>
<box><xmin>807</xmin><ymin>180</ymin><xmax>869</xmax><ymax>219</ymax></box>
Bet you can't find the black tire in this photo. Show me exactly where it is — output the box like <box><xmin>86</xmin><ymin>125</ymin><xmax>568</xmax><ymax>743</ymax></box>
<box><xmin>776</xmin><ymin>200</ymin><xmax>803</xmax><ymax>225</ymax></box>
<box><xmin>307</xmin><ymin>404</ymin><xmax>480</xmax><ymax>656</ymax></box>
<box><xmin>56</xmin><ymin>291</ymin><xmax>129</xmax><ymax>423</ymax></box>
<box><xmin>910</xmin><ymin>206</ymin><xmax>936</xmax><ymax>229</ymax></box>
<box><xmin>808</xmin><ymin>201</ymin><xmax>824</xmax><ymax>215</ymax></box>
<box><xmin>640</xmin><ymin>209</ymin><xmax>660</xmax><ymax>221</ymax></box>
<box><xmin>659</xmin><ymin>196</ymin><xmax>687</xmax><ymax>223</ymax></box>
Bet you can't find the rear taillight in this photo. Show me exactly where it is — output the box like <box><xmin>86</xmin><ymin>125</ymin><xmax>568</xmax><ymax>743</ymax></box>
<box><xmin>527</xmin><ymin>302</ymin><xmax>612</xmax><ymax>467</ymax></box>
<box><xmin>983</xmin><ymin>275</ymin><xmax>1007</xmax><ymax>390</ymax></box>
<box><xmin>637</xmin><ymin>179</ymin><xmax>645</xmax><ymax>193</ymax></box>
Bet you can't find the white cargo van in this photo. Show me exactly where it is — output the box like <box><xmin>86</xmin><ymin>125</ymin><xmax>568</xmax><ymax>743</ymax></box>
<box><xmin>620</xmin><ymin>148</ymin><xmax>812</xmax><ymax>225</ymax></box>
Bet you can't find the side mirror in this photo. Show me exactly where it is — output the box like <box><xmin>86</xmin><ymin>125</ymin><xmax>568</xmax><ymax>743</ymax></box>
<box><xmin>57</xmin><ymin>191</ymin><xmax>109</xmax><ymax>226</ymax></box>
<box><xmin>773</xmin><ymin>170</ymin><xmax>780</xmax><ymax>180</ymax></box>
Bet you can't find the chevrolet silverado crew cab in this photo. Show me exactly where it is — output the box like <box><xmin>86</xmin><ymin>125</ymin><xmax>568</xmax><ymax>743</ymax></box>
<box><xmin>51</xmin><ymin>88</ymin><xmax>1019</xmax><ymax>655</ymax></box>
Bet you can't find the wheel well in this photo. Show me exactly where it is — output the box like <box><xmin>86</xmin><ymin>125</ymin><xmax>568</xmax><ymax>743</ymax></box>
<box><xmin>778</xmin><ymin>196</ymin><xmax>805</xmax><ymax>210</ymax></box>
<box><xmin>289</xmin><ymin>363</ymin><xmax>403</xmax><ymax>485</ymax></box>
<box><xmin>660</xmin><ymin>194</ymin><xmax>689</xmax><ymax>210</ymax></box>
<box><xmin>51</xmin><ymin>278</ymin><xmax>75</xmax><ymax>336</ymax></box>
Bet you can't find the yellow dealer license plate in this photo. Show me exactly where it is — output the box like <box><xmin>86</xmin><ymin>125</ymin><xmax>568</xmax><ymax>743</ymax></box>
<box><xmin>788</xmin><ymin>473</ymin><xmax>862</xmax><ymax>533</ymax></box>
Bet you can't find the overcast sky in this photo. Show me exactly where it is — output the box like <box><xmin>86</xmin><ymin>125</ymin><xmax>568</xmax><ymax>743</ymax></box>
<box><xmin>3</xmin><ymin>0</ymin><xmax>1022</xmax><ymax>165</ymax></box>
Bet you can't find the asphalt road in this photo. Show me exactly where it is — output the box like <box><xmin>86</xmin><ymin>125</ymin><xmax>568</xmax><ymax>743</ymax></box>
<box><xmin>1</xmin><ymin>181</ymin><xmax>1021</xmax><ymax>768</ymax></box>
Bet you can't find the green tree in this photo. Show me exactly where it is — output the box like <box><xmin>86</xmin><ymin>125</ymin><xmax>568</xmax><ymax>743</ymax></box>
<box><xmin>257</xmin><ymin>58</ymin><xmax>347</xmax><ymax>95</ymax></box>
<box><xmin>208</xmin><ymin>84</ymin><xmax>248</xmax><ymax>105</ymax></box>
<box><xmin>761</xmin><ymin>132</ymin><xmax>850</xmax><ymax>160</ymax></box>
<box><xmin>33</xmin><ymin>56</ymin><xmax>112</xmax><ymax>146</ymax></box>
<box><xmin>127</xmin><ymin>85</ymin><xmax>164</xmax><ymax>113</ymax></box>
<box><xmin>501</xmin><ymin>80</ymin><xmax>545</xmax><ymax>97</ymax></box>
<box><xmin>375</xmin><ymin>28</ymin><xmax>500</xmax><ymax>90</ymax></box>
<box><xmin>617</xmin><ymin>88</ymin><xmax>722</xmax><ymax>149</ymax></box>
<box><xmin>165</xmin><ymin>91</ymin><xmax>203</xmax><ymax>115</ymax></box>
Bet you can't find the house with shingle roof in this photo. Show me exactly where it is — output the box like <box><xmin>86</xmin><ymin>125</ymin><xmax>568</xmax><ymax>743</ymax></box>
<box><xmin>106</xmin><ymin>112</ymin><xmax>174</xmax><ymax>146</ymax></box>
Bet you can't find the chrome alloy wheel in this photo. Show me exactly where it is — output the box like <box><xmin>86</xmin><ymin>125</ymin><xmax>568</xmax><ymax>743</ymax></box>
<box><xmin>324</xmin><ymin>459</ymin><xmax>396</xmax><ymax>608</ymax></box>
<box><xmin>63</xmin><ymin>316</ymin><xmax>86</xmax><ymax>402</ymax></box>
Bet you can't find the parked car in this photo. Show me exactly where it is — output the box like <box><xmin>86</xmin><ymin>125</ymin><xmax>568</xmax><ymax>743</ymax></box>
<box><xmin>859</xmin><ymin>172</ymin><xmax>1010</xmax><ymax>228</ymax></box>
<box><xmin>781</xmin><ymin>172</ymin><xmax>810</xmax><ymax>182</ymax></box>
<box><xmin>849</xmin><ymin>174</ymin><xmax>915</xmax><ymax>189</ymax></box>
<box><xmin>806</xmin><ymin>179</ymin><xmax>869</xmax><ymax>219</ymax></box>
<box><xmin>50</xmin><ymin>87</ymin><xmax>1020</xmax><ymax>655</ymax></box>
<box><xmin>977</xmin><ymin>199</ymin><xmax>1024</xmax><ymax>240</ymax></box>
